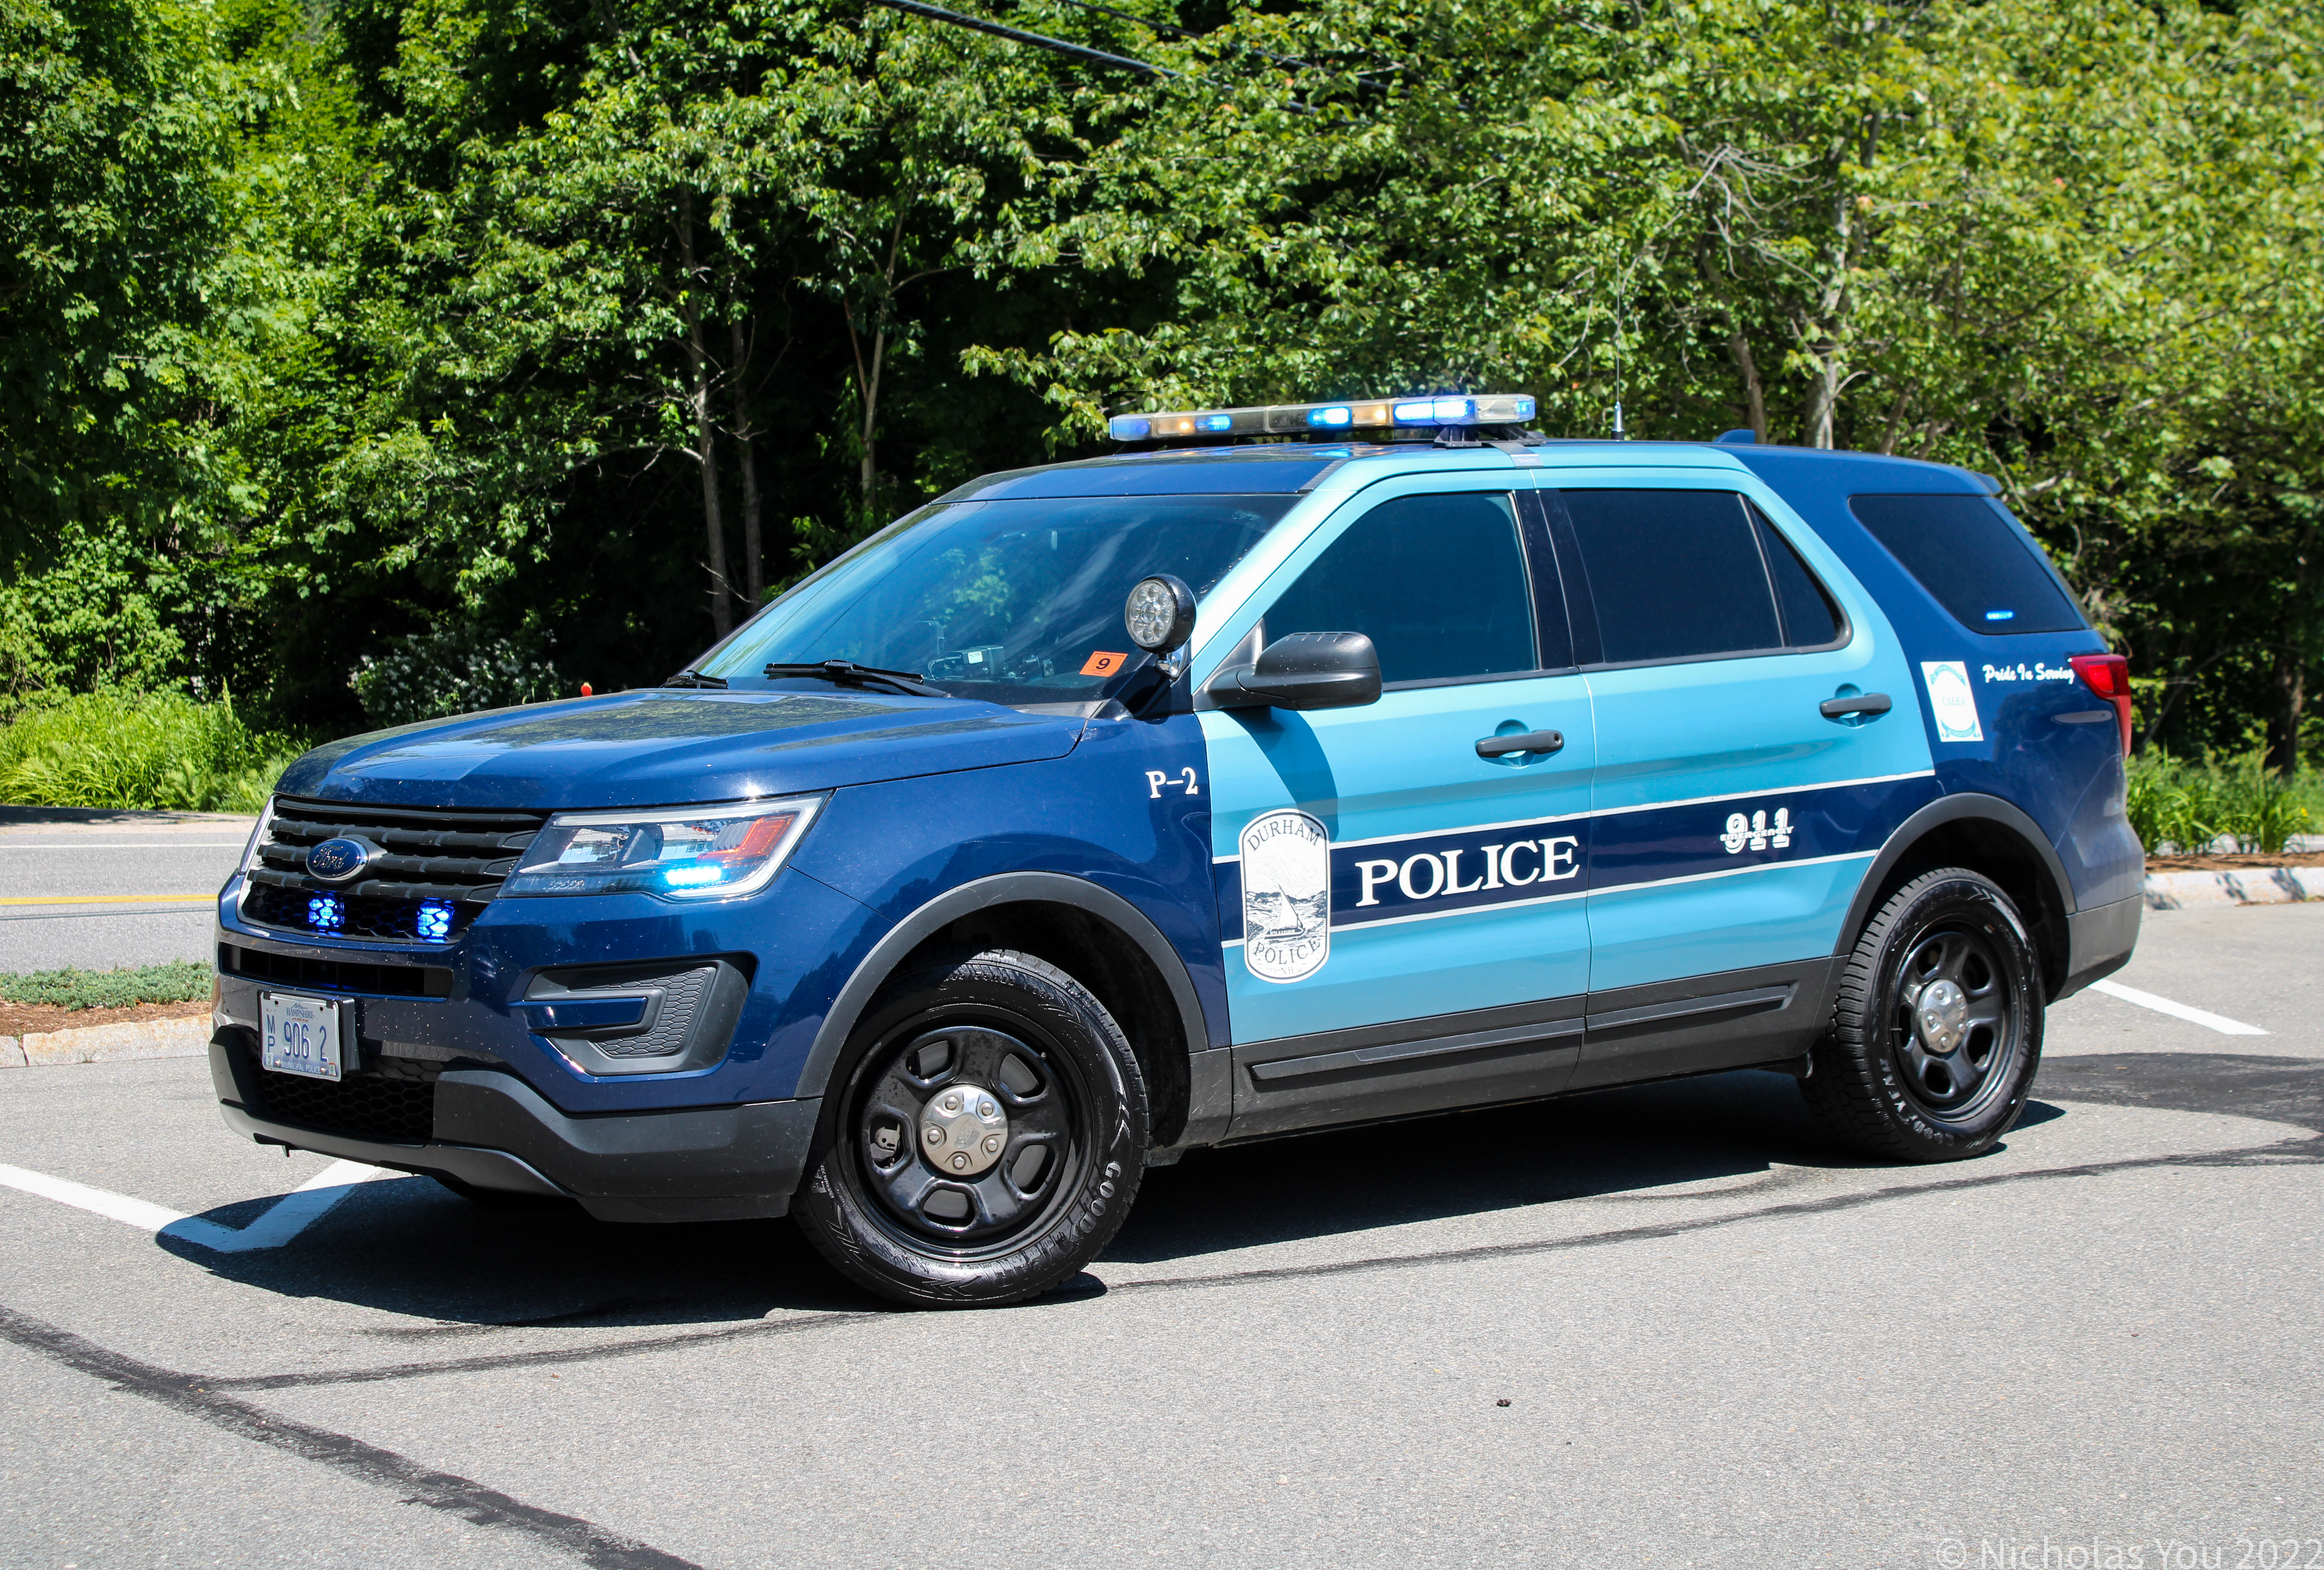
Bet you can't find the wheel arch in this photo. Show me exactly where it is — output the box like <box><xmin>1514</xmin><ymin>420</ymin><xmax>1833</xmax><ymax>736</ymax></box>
<box><xmin>796</xmin><ymin>873</ymin><xmax>1208</xmax><ymax>1147</ymax></box>
<box><xmin>1838</xmin><ymin>794</ymin><xmax>2076</xmax><ymax>1001</ymax></box>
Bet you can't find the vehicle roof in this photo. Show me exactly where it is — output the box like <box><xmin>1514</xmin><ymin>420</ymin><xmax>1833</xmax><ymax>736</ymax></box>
<box><xmin>935</xmin><ymin>440</ymin><xmax>1993</xmax><ymax>502</ymax></box>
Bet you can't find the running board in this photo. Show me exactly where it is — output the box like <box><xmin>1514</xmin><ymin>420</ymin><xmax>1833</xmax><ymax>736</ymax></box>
<box><xmin>1247</xmin><ymin>1017</ymin><xmax>1584</xmax><ymax>1084</ymax></box>
<box><xmin>1583</xmin><ymin>983</ymin><xmax>1794</xmax><ymax>1035</ymax></box>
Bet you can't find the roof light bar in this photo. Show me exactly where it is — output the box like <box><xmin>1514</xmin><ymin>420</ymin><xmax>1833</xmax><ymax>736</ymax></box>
<box><xmin>1109</xmin><ymin>393</ymin><xmax>1537</xmax><ymax>444</ymax></box>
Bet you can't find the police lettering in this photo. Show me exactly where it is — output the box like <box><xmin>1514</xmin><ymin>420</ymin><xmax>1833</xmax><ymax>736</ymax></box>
<box><xmin>1351</xmin><ymin>835</ymin><xmax>1579</xmax><ymax>907</ymax></box>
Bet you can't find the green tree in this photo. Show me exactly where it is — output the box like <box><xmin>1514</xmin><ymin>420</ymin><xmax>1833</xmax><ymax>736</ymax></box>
<box><xmin>0</xmin><ymin>0</ymin><xmax>236</xmax><ymax>541</ymax></box>
<box><xmin>977</xmin><ymin>0</ymin><xmax>2324</xmax><ymax>762</ymax></box>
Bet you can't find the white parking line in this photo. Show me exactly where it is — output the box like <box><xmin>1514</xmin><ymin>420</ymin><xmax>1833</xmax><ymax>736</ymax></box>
<box><xmin>0</xmin><ymin>1159</ymin><xmax>385</xmax><ymax>1252</ymax></box>
<box><xmin>2087</xmin><ymin>979</ymin><xmax>2269</xmax><ymax>1037</ymax></box>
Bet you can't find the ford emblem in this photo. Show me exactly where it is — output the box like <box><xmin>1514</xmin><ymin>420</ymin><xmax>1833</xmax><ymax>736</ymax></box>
<box><xmin>305</xmin><ymin>836</ymin><xmax>375</xmax><ymax>884</ymax></box>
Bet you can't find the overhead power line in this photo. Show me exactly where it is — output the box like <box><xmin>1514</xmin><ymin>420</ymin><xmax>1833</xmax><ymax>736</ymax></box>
<box><xmin>868</xmin><ymin>0</ymin><xmax>1336</xmax><ymax>116</ymax></box>
<box><xmin>866</xmin><ymin>0</ymin><xmax>1181</xmax><ymax>78</ymax></box>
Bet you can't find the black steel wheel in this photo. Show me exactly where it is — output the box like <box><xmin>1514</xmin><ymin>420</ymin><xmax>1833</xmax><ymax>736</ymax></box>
<box><xmin>1802</xmin><ymin>867</ymin><xmax>2043</xmax><ymax>1161</ymax></box>
<box><xmin>793</xmin><ymin>949</ymin><xmax>1147</xmax><ymax>1307</ymax></box>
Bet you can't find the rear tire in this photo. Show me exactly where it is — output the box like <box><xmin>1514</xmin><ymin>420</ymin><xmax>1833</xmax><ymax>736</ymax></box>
<box><xmin>1801</xmin><ymin>867</ymin><xmax>2043</xmax><ymax>1161</ymax></box>
<box><xmin>793</xmin><ymin>949</ymin><xmax>1148</xmax><ymax>1308</ymax></box>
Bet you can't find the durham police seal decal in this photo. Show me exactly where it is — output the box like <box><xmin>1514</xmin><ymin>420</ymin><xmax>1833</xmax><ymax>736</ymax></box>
<box><xmin>1239</xmin><ymin>809</ymin><xmax>1331</xmax><ymax>983</ymax></box>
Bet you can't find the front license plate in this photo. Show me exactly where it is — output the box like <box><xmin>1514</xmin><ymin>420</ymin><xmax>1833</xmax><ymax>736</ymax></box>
<box><xmin>261</xmin><ymin>993</ymin><xmax>347</xmax><ymax>1082</ymax></box>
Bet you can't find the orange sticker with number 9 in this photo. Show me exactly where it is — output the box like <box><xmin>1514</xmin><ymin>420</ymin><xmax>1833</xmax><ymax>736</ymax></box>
<box><xmin>1080</xmin><ymin>651</ymin><xmax>1129</xmax><ymax>677</ymax></box>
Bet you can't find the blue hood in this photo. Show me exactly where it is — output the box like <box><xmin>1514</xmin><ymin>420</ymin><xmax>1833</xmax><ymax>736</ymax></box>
<box><xmin>274</xmin><ymin>690</ymin><xmax>1085</xmax><ymax>809</ymax></box>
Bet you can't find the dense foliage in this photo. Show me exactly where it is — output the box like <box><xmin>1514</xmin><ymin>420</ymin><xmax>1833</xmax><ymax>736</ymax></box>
<box><xmin>0</xmin><ymin>687</ymin><xmax>301</xmax><ymax>809</ymax></box>
<box><xmin>2123</xmin><ymin>750</ymin><xmax>2319</xmax><ymax>858</ymax></box>
<box><xmin>2</xmin><ymin>0</ymin><xmax>2319</xmax><ymax>762</ymax></box>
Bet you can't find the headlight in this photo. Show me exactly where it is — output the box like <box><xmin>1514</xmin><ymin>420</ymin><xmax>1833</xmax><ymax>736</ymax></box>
<box><xmin>501</xmin><ymin>796</ymin><xmax>823</xmax><ymax>901</ymax></box>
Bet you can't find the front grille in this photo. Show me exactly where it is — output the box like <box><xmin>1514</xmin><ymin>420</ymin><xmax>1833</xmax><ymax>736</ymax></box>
<box><xmin>219</xmin><ymin>944</ymin><xmax>453</xmax><ymax>999</ymax></box>
<box><xmin>241</xmin><ymin>797</ymin><xmax>546</xmax><ymax>945</ymax></box>
<box><xmin>239</xmin><ymin>1040</ymin><xmax>438</xmax><ymax>1144</ymax></box>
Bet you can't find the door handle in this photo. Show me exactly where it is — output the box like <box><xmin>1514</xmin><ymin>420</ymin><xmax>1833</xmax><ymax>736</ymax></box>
<box><xmin>1819</xmin><ymin>692</ymin><xmax>1893</xmax><ymax>719</ymax></box>
<box><xmin>1476</xmin><ymin>729</ymin><xmax>1565</xmax><ymax>758</ymax></box>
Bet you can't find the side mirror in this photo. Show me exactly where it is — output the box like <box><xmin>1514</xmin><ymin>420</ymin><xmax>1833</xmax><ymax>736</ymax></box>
<box><xmin>1207</xmin><ymin>632</ymin><xmax>1382</xmax><ymax>711</ymax></box>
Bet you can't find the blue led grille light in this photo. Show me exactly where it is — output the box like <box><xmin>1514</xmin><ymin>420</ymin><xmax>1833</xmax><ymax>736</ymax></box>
<box><xmin>307</xmin><ymin>893</ymin><xmax>345</xmax><ymax>932</ymax></box>
<box><xmin>415</xmin><ymin>900</ymin><xmax>454</xmax><ymax>941</ymax></box>
<box><xmin>1109</xmin><ymin>393</ymin><xmax>1536</xmax><ymax>444</ymax></box>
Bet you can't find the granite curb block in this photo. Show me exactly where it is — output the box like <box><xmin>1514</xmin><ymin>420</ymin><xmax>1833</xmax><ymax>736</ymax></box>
<box><xmin>2144</xmin><ymin>865</ymin><xmax>2324</xmax><ymax>911</ymax></box>
<box><xmin>0</xmin><ymin>1013</ymin><xmax>213</xmax><ymax>1068</ymax></box>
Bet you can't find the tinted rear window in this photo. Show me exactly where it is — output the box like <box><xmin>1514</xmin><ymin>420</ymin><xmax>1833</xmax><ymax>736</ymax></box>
<box><xmin>1751</xmin><ymin>505</ymin><xmax>1843</xmax><ymax>647</ymax></box>
<box><xmin>1559</xmin><ymin>489</ymin><xmax>1781</xmax><ymax>664</ymax></box>
<box><xmin>1848</xmin><ymin>494</ymin><xmax>2086</xmax><ymax>634</ymax></box>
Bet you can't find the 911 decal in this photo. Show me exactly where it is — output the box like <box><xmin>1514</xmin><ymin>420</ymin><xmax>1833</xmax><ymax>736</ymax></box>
<box><xmin>1719</xmin><ymin>808</ymin><xmax>1792</xmax><ymax>854</ymax></box>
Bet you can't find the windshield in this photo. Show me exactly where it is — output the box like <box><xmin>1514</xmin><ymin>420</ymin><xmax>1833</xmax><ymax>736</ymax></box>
<box><xmin>698</xmin><ymin>494</ymin><xmax>1295</xmax><ymax>705</ymax></box>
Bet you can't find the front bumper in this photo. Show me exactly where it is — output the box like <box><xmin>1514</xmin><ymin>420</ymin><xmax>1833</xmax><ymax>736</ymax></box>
<box><xmin>209</xmin><ymin>1031</ymin><xmax>821</xmax><ymax>1223</ymax></box>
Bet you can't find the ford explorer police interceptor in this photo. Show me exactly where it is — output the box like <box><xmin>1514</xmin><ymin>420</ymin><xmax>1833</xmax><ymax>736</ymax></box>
<box><xmin>207</xmin><ymin>394</ymin><xmax>2144</xmax><ymax>1306</ymax></box>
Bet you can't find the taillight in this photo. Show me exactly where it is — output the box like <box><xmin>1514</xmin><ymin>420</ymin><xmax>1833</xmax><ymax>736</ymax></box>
<box><xmin>2069</xmin><ymin>652</ymin><xmax>2133</xmax><ymax>756</ymax></box>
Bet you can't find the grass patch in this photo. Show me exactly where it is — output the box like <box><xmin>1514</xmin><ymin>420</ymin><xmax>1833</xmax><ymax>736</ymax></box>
<box><xmin>0</xmin><ymin>960</ymin><xmax>213</xmax><ymax>1010</ymax></box>
<box><xmin>2125</xmin><ymin>750</ymin><xmax>2324</xmax><ymax>855</ymax></box>
<box><xmin>0</xmin><ymin>689</ymin><xmax>306</xmax><ymax>812</ymax></box>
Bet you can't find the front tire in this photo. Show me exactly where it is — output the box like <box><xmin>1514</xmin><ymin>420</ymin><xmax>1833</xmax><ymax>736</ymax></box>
<box><xmin>793</xmin><ymin>949</ymin><xmax>1148</xmax><ymax>1307</ymax></box>
<box><xmin>1801</xmin><ymin>867</ymin><xmax>2043</xmax><ymax>1161</ymax></box>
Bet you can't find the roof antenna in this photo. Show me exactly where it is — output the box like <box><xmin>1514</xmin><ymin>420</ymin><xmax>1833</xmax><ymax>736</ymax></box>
<box><xmin>1610</xmin><ymin>287</ymin><xmax>1628</xmax><ymax>441</ymax></box>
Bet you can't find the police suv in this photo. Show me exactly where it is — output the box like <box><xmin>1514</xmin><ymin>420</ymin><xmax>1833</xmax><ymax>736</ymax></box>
<box><xmin>211</xmin><ymin>394</ymin><xmax>2144</xmax><ymax>1306</ymax></box>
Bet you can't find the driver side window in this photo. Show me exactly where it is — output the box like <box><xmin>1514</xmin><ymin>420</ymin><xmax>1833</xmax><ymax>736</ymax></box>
<box><xmin>1264</xmin><ymin>493</ymin><xmax>1537</xmax><ymax>685</ymax></box>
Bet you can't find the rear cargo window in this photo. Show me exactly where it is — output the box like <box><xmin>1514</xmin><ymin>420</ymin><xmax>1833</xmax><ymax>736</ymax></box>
<box><xmin>1848</xmin><ymin>494</ymin><xmax>2086</xmax><ymax>635</ymax></box>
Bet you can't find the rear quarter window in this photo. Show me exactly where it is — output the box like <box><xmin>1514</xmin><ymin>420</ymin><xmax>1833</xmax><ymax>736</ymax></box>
<box><xmin>1847</xmin><ymin>494</ymin><xmax>2087</xmax><ymax>635</ymax></box>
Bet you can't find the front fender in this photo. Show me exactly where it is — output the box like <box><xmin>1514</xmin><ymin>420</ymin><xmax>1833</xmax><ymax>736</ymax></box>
<box><xmin>782</xmin><ymin>714</ymin><xmax>1227</xmax><ymax>1106</ymax></box>
<box><xmin>792</xmin><ymin>870</ymin><xmax>1210</xmax><ymax>1103</ymax></box>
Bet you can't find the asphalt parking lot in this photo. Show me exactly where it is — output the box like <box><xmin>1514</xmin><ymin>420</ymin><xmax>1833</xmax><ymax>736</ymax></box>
<box><xmin>2</xmin><ymin>904</ymin><xmax>2320</xmax><ymax>1570</ymax></box>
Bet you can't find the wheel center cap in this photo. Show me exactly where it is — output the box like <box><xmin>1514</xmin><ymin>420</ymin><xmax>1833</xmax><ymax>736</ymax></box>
<box><xmin>1915</xmin><ymin>979</ymin><xmax>1970</xmax><ymax>1053</ymax></box>
<box><xmin>920</xmin><ymin>1083</ymin><xmax>1009</xmax><ymax>1176</ymax></box>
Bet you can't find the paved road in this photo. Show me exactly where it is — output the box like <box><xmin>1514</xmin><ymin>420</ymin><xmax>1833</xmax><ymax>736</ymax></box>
<box><xmin>0</xmin><ymin>809</ymin><xmax>256</xmax><ymax>973</ymax></box>
<box><xmin>0</xmin><ymin>903</ymin><xmax>2318</xmax><ymax>1569</ymax></box>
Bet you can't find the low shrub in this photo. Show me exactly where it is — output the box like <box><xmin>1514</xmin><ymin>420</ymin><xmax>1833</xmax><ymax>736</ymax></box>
<box><xmin>0</xmin><ymin>960</ymin><xmax>213</xmax><ymax>1010</ymax></box>
<box><xmin>2123</xmin><ymin>749</ymin><xmax>2321</xmax><ymax>856</ymax></box>
<box><xmin>0</xmin><ymin>689</ymin><xmax>307</xmax><ymax>813</ymax></box>
<box><xmin>351</xmin><ymin>622</ymin><xmax>562</xmax><ymax>728</ymax></box>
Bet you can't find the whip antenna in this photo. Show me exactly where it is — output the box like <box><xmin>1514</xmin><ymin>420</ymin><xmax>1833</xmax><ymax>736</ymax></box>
<box><xmin>1610</xmin><ymin>285</ymin><xmax>1627</xmax><ymax>440</ymax></box>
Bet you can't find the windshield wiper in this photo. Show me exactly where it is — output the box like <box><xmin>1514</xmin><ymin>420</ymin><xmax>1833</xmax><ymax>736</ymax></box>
<box><xmin>661</xmin><ymin>668</ymin><xmax>729</xmax><ymax>689</ymax></box>
<box><xmin>763</xmin><ymin>659</ymin><xmax>949</xmax><ymax>699</ymax></box>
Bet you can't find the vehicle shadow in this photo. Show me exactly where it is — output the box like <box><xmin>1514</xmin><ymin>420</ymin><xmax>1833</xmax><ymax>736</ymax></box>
<box><xmin>152</xmin><ymin>1068</ymin><xmax>2068</xmax><ymax>1332</ymax></box>
<box><xmin>1112</xmin><ymin>1067</ymin><xmax>1874</xmax><ymax>1266</ymax></box>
